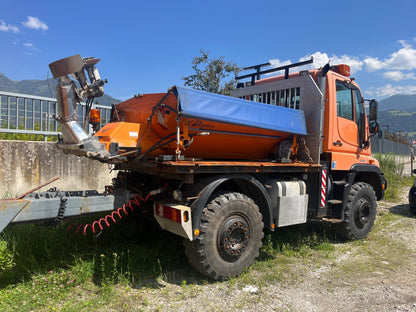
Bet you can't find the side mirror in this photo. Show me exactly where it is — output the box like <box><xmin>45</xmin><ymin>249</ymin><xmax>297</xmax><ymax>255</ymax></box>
<box><xmin>378</xmin><ymin>129</ymin><xmax>383</xmax><ymax>139</ymax></box>
<box><xmin>369</xmin><ymin>120</ymin><xmax>379</xmax><ymax>135</ymax></box>
<box><xmin>369</xmin><ymin>99</ymin><xmax>378</xmax><ymax>120</ymax></box>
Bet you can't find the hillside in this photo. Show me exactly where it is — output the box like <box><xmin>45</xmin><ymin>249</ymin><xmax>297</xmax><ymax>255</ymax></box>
<box><xmin>0</xmin><ymin>72</ymin><xmax>119</xmax><ymax>106</ymax></box>
<box><xmin>378</xmin><ymin>94</ymin><xmax>416</xmax><ymax>112</ymax></box>
<box><xmin>377</xmin><ymin>94</ymin><xmax>416</xmax><ymax>135</ymax></box>
<box><xmin>378</xmin><ymin>110</ymin><xmax>416</xmax><ymax>133</ymax></box>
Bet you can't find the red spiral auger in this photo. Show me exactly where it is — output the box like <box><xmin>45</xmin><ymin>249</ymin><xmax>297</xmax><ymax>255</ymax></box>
<box><xmin>65</xmin><ymin>193</ymin><xmax>151</xmax><ymax>236</ymax></box>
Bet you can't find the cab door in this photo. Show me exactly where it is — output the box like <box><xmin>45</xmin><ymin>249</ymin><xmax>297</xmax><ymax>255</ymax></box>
<box><xmin>335</xmin><ymin>80</ymin><xmax>366</xmax><ymax>152</ymax></box>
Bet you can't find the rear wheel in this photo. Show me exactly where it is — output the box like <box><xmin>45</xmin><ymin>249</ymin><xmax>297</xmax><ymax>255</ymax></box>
<box><xmin>334</xmin><ymin>182</ymin><xmax>377</xmax><ymax>240</ymax></box>
<box><xmin>184</xmin><ymin>192</ymin><xmax>264</xmax><ymax>280</ymax></box>
<box><xmin>409</xmin><ymin>185</ymin><xmax>416</xmax><ymax>216</ymax></box>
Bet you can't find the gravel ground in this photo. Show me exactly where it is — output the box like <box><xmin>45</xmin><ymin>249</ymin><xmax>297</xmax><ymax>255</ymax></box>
<box><xmin>109</xmin><ymin>183</ymin><xmax>416</xmax><ymax>312</ymax></box>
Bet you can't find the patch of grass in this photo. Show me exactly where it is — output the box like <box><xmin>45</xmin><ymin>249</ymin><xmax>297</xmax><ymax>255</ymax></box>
<box><xmin>390</xmin><ymin>111</ymin><xmax>413</xmax><ymax>116</ymax></box>
<box><xmin>374</xmin><ymin>153</ymin><xmax>413</xmax><ymax>200</ymax></box>
<box><xmin>0</xmin><ymin>213</ymin><xmax>189</xmax><ymax>311</ymax></box>
<box><xmin>0</xmin><ymin>122</ymin><xmax>58</xmax><ymax>142</ymax></box>
<box><xmin>1</xmin><ymin>192</ymin><xmax>16</xmax><ymax>199</ymax></box>
<box><xmin>0</xmin><ymin>239</ymin><xmax>14</xmax><ymax>275</ymax></box>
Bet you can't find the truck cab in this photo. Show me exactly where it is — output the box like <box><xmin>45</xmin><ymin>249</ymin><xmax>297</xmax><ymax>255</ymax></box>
<box><xmin>231</xmin><ymin>59</ymin><xmax>386</xmax><ymax>236</ymax></box>
<box><xmin>232</xmin><ymin>60</ymin><xmax>385</xmax><ymax>197</ymax></box>
<box><xmin>323</xmin><ymin>69</ymin><xmax>375</xmax><ymax>169</ymax></box>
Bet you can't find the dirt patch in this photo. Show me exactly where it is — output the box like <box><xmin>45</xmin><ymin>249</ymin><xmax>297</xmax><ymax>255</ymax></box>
<box><xmin>109</xmin><ymin>187</ymin><xmax>416</xmax><ymax>312</ymax></box>
<box><xmin>263</xmin><ymin>190</ymin><xmax>416</xmax><ymax>312</ymax></box>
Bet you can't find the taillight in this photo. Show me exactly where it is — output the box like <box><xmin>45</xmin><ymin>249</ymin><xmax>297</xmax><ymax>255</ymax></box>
<box><xmin>155</xmin><ymin>203</ymin><xmax>188</xmax><ymax>223</ymax></box>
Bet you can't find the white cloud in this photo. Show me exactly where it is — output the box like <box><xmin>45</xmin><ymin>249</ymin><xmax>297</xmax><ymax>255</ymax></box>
<box><xmin>329</xmin><ymin>55</ymin><xmax>363</xmax><ymax>74</ymax></box>
<box><xmin>269</xmin><ymin>58</ymin><xmax>292</xmax><ymax>68</ymax></box>
<box><xmin>266</xmin><ymin>59</ymin><xmax>292</xmax><ymax>76</ymax></box>
<box><xmin>366</xmin><ymin>84</ymin><xmax>416</xmax><ymax>98</ymax></box>
<box><xmin>23</xmin><ymin>42</ymin><xmax>40</xmax><ymax>52</ymax></box>
<box><xmin>364</xmin><ymin>40</ymin><xmax>416</xmax><ymax>72</ymax></box>
<box><xmin>269</xmin><ymin>52</ymin><xmax>363</xmax><ymax>76</ymax></box>
<box><xmin>22</xmin><ymin>16</ymin><xmax>48</xmax><ymax>31</ymax></box>
<box><xmin>0</xmin><ymin>20</ymin><xmax>19</xmax><ymax>33</ymax></box>
<box><xmin>387</xmin><ymin>44</ymin><xmax>416</xmax><ymax>70</ymax></box>
<box><xmin>363</xmin><ymin>57</ymin><xmax>384</xmax><ymax>72</ymax></box>
<box><xmin>300</xmin><ymin>52</ymin><xmax>329</xmax><ymax>68</ymax></box>
<box><xmin>265</xmin><ymin>43</ymin><xmax>416</xmax><ymax>98</ymax></box>
<box><xmin>383</xmin><ymin>71</ymin><xmax>416</xmax><ymax>81</ymax></box>
<box><xmin>299</xmin><ymin>52</ymin><xmax>363</xmax><ymax>74</ymax></box>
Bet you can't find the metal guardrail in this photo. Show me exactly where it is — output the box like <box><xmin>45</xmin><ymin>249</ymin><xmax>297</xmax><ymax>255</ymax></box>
<box><xmin>0</xmin><ymin>91</ymin><xmax>112</xmax><ymax>137</ymax></box>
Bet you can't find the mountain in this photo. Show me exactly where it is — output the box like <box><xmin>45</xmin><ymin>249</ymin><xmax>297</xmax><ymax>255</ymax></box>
<box><xmin>378</xmin><ymin>94</ymin><xmax>416</xmax><ymax>112</ymax></box>
<box><xmin>377</xmin><ymin>94</ymin><xmax>416</xmax><ymax>137</ymax></box>
<box><xmin>0</xmin><ymin>72</ymin><xmax>120</xmax><ymax>106</ymax></box>
<box><xmin>378</xmin><ymin>110</ymin><xmax>416</xmax><ymax>133</ymax></box>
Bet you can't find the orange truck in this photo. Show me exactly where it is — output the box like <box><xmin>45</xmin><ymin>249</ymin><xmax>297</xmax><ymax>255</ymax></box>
<box><xmin>1</xmin><ymin>55</ymin><xmax>386</xmax><ymax>281</ymax></box>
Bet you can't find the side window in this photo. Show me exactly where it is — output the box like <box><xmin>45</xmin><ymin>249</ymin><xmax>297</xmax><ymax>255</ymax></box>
<box><xmin>354</xmin><ymin>89</ymin><xmax>364</xmax><ymax>124</ymax></box>
<box><xmin>354</xmin><ymin>89</ymin><xmax>366</xmax><ymax>146</ymax></box>
<box><xmin>336</xmin><ymin>81</ymin><xmax>353</xmax><ymax>120</ymax></box>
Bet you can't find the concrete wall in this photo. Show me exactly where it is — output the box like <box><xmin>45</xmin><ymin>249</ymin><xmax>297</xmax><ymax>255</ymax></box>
<box><xmin>0</xmin><ymin>140</ymin><xmax>116</xmax><ymax>197</ymax></box>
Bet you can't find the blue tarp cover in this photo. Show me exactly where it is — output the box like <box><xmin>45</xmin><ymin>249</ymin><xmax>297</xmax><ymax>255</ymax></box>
<box><xmin>175</xmin><ymin>86</ymin><xmax>307</xmax><ymax>135</ymax></box>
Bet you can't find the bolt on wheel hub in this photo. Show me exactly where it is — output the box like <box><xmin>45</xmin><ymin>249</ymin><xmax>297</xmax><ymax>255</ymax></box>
<box><xmin>218</xmin><ymin>216</ymin><xmax>250</xmax><ymax>261</ymax></box>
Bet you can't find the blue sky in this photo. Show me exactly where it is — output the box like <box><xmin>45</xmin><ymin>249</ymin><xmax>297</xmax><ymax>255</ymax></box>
<box><xmin>1</xmin><ymin>0</ymin><xmax>416</xmax><ymax>101</ymax></box>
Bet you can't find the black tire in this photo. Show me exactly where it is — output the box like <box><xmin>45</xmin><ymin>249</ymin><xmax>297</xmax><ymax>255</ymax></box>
<box><xmin>334</xmin><ymin>182</ymin><xmax>377</xmax><ymax>240</ymax></box>
<box><xmin>409</xmin><ymin>185</ymin><xmax>416</xmax><ymax>216</ymax></box>
<box><xmin>184</xmin><ymin>192</ymin><xmax>264</xmax><ymax>280</ymax></box>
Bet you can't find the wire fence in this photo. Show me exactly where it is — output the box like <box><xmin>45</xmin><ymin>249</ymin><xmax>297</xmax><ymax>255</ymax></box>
<box><xmin>370</xmin><ymin>137</ymin><xmax>412</xmax><ymax>156</ymax></box>
<box><xmin>0</xmin><ymin>91</ymin><xmax>112</xmax><ymax>138</ymax></box>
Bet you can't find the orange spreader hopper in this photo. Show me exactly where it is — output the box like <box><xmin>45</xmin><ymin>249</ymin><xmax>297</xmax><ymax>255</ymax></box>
<box><xmin>95</xmin><ymin>86</ymin><xmax>307</xmax><ymax>160</ymax></box>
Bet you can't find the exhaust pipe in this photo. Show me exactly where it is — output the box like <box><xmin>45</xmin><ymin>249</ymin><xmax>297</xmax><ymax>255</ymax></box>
<box><xmin>49</xmin><ymin>55</ymin><xmax>111</xmax><ymax>160</ymax></box>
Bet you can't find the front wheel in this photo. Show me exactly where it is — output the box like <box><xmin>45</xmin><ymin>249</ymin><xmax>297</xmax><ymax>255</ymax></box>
<box><xmin>184</xmin><ymin>192</ymin><xmax>264</xmax><ymax>280</ymax></box>
<box><xmin>409</xmin><ymin>185</ymin><xmax>416</xmax><ymax>216</ymax></box>
<box><xmin>333</xmin><ymin>182</ymin><xmax>377</xmax><ymax>240</ymax></box>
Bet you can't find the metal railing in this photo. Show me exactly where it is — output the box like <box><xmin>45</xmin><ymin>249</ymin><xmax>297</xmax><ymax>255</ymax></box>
<box><xmin>0</xmin><ymin>91</ymin><xmax>112</xmax><ymax>137</ymax></box>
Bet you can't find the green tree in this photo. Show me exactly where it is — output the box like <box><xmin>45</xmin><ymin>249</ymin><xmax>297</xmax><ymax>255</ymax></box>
<box><xmin>182</xmin><ymin>49</ymin><xmax>241</xmax><ymax>95</ymax></box>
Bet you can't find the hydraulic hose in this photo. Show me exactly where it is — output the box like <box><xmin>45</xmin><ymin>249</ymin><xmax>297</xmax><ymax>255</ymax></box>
<box><xmin>65</xmin><ymin>193</ymin><xmax>151</xmax><ymax>236</ymax></box>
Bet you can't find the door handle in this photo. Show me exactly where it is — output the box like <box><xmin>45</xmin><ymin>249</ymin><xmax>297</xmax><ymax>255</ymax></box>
<box><xmin>333</xmin><ymin>141</ymin><xmax>343</xmax><ymax>147</ymax></box>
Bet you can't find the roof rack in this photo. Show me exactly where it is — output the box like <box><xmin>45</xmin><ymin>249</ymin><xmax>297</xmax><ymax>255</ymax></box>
<box><xmin>236</xmin><ymin>57</ymin><xmax>314</xmax><ymax>85</ymax></box>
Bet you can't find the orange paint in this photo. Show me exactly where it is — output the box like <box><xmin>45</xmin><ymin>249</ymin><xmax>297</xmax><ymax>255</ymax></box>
<box><xmin>95</xmin><ymin>92</ymin><xmax>291</xmax><ymax>160</ymax></box>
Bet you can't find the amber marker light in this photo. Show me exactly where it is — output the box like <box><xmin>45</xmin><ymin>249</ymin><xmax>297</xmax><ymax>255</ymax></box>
<box><xmin>89</xmin><ymin>109</ymin><xmax>100</xmax><ymax>124</ymax></box>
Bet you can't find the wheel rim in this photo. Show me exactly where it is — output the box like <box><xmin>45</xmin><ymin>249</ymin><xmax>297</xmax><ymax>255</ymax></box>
<box><xmin>354</xmin><ymin>198</ymin><xmax>371</xmax><ymax>229</ymax></box>
<box><xmin>218</xmin><ymin>216</ymin><xmax>250</xmax><ymax>262</ymax></box>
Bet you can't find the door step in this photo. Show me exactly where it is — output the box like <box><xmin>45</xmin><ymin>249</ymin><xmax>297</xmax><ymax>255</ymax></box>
<box><xmin>322</xmin><ymin>218</ymin><xmax>343</xmax><ymax>223</ymax></box>
<box><xmin>333</xmin><ymin>180</ymin><xmax>347</xmax><ymax>186</ymax></box>
<box><xmin>328</xmin><ymin>199</ymin><xmax>342</xmax><ymax>205</ymax></box>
